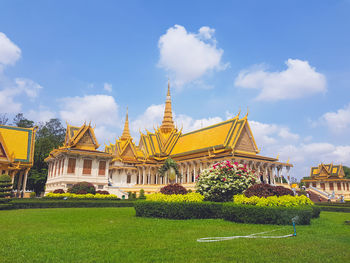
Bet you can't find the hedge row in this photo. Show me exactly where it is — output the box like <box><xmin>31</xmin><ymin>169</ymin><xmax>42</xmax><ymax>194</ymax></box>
<box><xmin>316</xmin><ymin>206</ymin><xmax>350</xmax><ymax>213</ymax></box>
<box><xmin>134</xmin><ymin>201</ymin><xmax>223</xmax><ymax>219</ymax></box>
<box><xmin>314</xmin><ymin>202</ymin><xmax>350</xmax><ymax>207</ymax></box>
<box><xmin>134</xmin><ymin>201</ymin><xmax>320</xmax><ymax>225</ymax></box>
<box><xmin>8</xmin><ymin>200</ymin><xmax>134</xmax><ymax>209</ymax></box>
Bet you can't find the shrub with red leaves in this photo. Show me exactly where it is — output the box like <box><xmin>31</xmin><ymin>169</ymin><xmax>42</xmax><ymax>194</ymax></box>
<box><xmin>160</xmin><ymin>183</ymin><xmax>188</xmax><ymax>195</ymax></box>
<box><xmin>68</xmin><ymin>182</ymin><xmax>96</xmax><ymax>194</ymax></box>
<box><xmin>244</xmin><ymin>184</ymin><xmax>294</xmax><ymax>198</ymax></box>
<box><xmin>53</xmin><ymin>189</ymin><xmax>65</xmax><ymax>194</ymax></box>
<box><xmin>96</xmin><ymin>190</ymin><xmax>110</xmax><ymax>195</ymax></box>
<box><xmin>76</xmin><ymin>189</ymin><xmax>88</xmax><ymax>195</ymax></box>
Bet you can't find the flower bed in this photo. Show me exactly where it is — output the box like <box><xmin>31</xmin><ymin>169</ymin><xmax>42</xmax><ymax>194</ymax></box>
<box><xmin>45</xmin><ymin>193</ymin><xmax>119</xmax><ymax>200</ymax></box>
<box><xmin>234</xmin><ymin>194</ymin><xmax>314</xmax><ymax>207</ymax></box>
<box><xmin>146</xmin><ymin>192</ymin><xmax>204</xmax><ymax>202</ymax></box>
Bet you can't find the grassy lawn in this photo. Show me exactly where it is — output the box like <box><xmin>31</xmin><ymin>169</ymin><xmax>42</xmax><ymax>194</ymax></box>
<box><xmin>0</xmin><ymin>208</ymin><xmax>349</xmax><ymax>263</ymax></box>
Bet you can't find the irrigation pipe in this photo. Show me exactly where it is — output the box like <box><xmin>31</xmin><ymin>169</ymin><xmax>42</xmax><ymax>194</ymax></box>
<box><xmin>197</xmin><ymin>220</ymin><xmax>297</xmax><ymax>243</ymax></box>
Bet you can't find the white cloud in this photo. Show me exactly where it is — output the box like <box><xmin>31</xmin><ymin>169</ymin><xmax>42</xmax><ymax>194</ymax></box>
<box><xmin>0</xmin><ymin>89</ymin><xmax>22</xmax><ymax>113</ymax></box>
<box><xmin>175</xmin><ymin>114</ymin><xmax>223</xmax><ymax>133</ymax></box>
<box><xmin>104</xmin><ymin>82</ymin><xmax>112</xmax><ymax>92</ymax></box>
<box><xmin>0</xmin><ymin>32</ymin><xmax>21</xmax><ymax>71</ymax></box>
<box><xmin>320</xmin><ymin>103</ymin><xmax>350</xmax><ymax>133</ymax></box>
<box><xmin>130</xmin><ymin>104</ymin><xmax>164</xmax><ymax>134</ymax></box>
<box><xmin>59</xmin><ymin>95</ymin><xmax>119</xmax><ymax>127</ymax></box>
<box><xmin>27</xmin><ymin>109</ymin><xmax>55</xmax><ymax>123</ymax></box>
<box><xmin>250</xmin><ymin>120</ymin><xmax>350</xmax><ymax>179</ymax></box>
<box><xmin>94</xmin><ymin>126</ymin><xmax>118</xmax><ymax>147</ymax></box>
<box><xmin>235</xmin><ymin>59</ymin><xmax>327</xmax><ymax>101</ymax></box>
<box><xmin>14</xmin><ymin>78</ymin><xmax>42</xmax><ymax>99</ymax></box>
<box><xmin>158</xmin><ymin>25</ymin><xmax>226</xmax><ymax>87</ymax></box>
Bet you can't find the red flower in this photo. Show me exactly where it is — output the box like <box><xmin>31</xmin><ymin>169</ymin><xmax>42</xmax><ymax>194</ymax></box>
<box><xmin>222</xmin><ymin>178</ymin><xmax>227</xmax><ymax>181</ymax></box>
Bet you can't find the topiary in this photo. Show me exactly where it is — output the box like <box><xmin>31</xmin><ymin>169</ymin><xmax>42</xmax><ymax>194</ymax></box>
<box><xmin>160</xmin><ymin>183</ymin><xmax>187</xmax><ymax>195</ymax></box>
<box><xmin>53</xmin><ymin>189</ymin><xmax>65</xmax><ymax>194</ymax></box>
<box><xmin>0</xmin><ymin>174</ymin><xmax>12</xmax><ymax>200</ymax></box>
<box><xmin>196</xmin><ymin>161</ymin><xmax>257</xmax><ymax>202</ymax></box>
<box><xmin>244</xmin><ymin>184</ymin><xmax>294</xmax><ymax>198</ymax></box>
<box><xmin>139</xmin><ymin>189</ymin><xmax>146</xmax><ymax>199</ymax></box>
<box><xmin>76</xmin><ymin>189</ymin><xmax>88</xmax><ymax>195</ymax></box>
<box><xmin>68</xmin><ymin>182</ymin><xmax>96</xmax><ymax>194</ymax></box>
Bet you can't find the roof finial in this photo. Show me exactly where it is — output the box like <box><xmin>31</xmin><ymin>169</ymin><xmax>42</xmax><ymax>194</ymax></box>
<box><xmin>244</xmin><ymin>107</ymin><xmax>249</xmax><ymax>118</ymax></box>
<box><xmin>120</xmin><ymin>107</ymin><xmax>131</xmax><ymax>140</ymax></box>
<box><xmin>160</xmin><ymin>80</ymin><xmax>175</xmax><ymax>133</ymax></box>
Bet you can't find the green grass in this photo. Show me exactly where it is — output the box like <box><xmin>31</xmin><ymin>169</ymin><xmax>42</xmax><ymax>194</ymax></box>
<box><xmin>0</xmin><ymin>208</ymin><xmax>349</xmax><ymax>263</ymax></box>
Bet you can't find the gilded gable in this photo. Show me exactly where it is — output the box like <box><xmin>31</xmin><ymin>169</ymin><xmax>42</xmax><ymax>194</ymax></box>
<box><xmin>235</xmin><ymin>125</ymin><xmax>256</xmax><ymax>153</ymax></box>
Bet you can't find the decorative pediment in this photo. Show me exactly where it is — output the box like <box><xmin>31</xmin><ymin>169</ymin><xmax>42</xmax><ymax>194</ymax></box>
<box><xmin>235</xmin><ymin>124</ymin><xmax>258</xmax><ymax>154</ymax></box>
<box><xmin>65</xmin><ymin>123</ymin><xmax>100</xmax><ymax>150</ymax></box>
<box><xmin>0</xmin><ymin>132</ymin><xmax>10</xmax><ymax>161</ymax></box>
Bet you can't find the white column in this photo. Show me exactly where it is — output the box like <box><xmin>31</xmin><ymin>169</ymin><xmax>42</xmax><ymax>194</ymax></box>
<box><xmin>142</xmin><ymin>167</ymin><xmax>146</xmax><ymax>185</ymax></box>
<box><xmin>22</xmin><ymin>169</ymin><xmax>29</xmax><ymax>196</ymax></box>
<box><xmin>271</xmin><ymin>166</ymin><xmax>276</xmax><ymax>184</ymax></box>
<box><xmin>192</xmin><ymin>162</ymin><xmax>196</xmax><ymax>183</ymax></box>
<box><xmin>148</xmin><ymin>167</ymin><xmax>151</xmax><ymax>184</ymax></box>
<box><xmin>286</xmin><ymin>166</ymin><xmax>290</xmax><ymax>185</ymax></box>
<box><xmin>187</xmin><ymin>163</ymin><xmax>190</xmax><ymax>183</ymax></box>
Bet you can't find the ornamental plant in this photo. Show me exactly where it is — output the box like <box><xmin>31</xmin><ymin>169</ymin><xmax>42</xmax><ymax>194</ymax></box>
<box><xmin>45</xmin><ymin>192</ymin><xmax>119</xmax><ymax>199</ymax></box>
<box><xmin>0</xmin><ymin>174</ymin><xmax>12</xmax><ymax>200</ymax></box>
<box><xmin>53</xmin><ymin>189</ymin><xmax>65</xmax><ymax>194</ymax></box>
<box><xmin>160</xmin><ymin>183</ymin><xmax>187</xmax><ymax>195</ymax></box>
<box><xmin>146</xmin><ymin>192</ymin><xmax>204</xmax><ymax>202</ymax></box>
<box><xmin>158</xmin><ymin>158</ymin><xmax>181</xmax><ymax>182</ymax></box>
<box><xmin>244</xmin><ymin>184</ymin><xmax>294</xmax><ymax>198</ymax></box>
<box><xmin>196</xmin><ymin>161</ymin><xmax>257</xmax><ymax>202</ymax></box>
<box><xmin>68</xmin><ymin>182</ymin><xmax>96</xmax><ymax>194</ymax></box>
<box><xmin>234</xmin><ymin>194</ymin><xmax>314</xmax><ymax>207</ymax></box>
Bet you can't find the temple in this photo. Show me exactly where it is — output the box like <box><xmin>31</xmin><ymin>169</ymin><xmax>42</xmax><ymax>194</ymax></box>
<box><xmin>0</xmin><ymin>125</ymin><xmax>37</xmax><ymax>197</ymax></box>
<box><xmin>302</xmin><ymin>163</ymin><xmax>350</xmax><ymax>200</ymax></box>
<box><xmin>104</xmin><ymin>82</ymin><xmax>293</xmax><ymax>197</ymax></box>
<box><xmin>44</xmin><ymin>123</ymin><xmax>113</xmax><ymax>193</ymax></box>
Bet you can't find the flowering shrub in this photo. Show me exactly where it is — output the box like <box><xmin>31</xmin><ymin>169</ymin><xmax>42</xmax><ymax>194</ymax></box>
<box><xmin>45</xmin><ymin>193</ymin><xmax>119</xmax><ymax>199</ymax></box>
<box><xmin>196</xmin><ymin>161</ymin><xmax>257</xmax><ymax>202</ymax></box>
<box><xmin>96</xmin><ymin>190</ymin><xmax>110</xmax><ymax>195</ymax></box>
<box><xmin>68</xmin><ymin>182</ymin><xmax>96</xmax><ymax>194</ymax></box>
<box><xmin>244</xmin><ymin>184</ymin><xmax>293</xmax><ymax>198</ymax></box>
<box><xmin>234</xmin><ymin>194</ymin><xmax>314</xmax><ymax>207</ymax></box>
<box><xmin>160</xmin><ymin>183</ymin><xmax>187</xmax><ymax>195</ymax></box>
<box><xmin>146</xmin><ymin>192</ymin><xmax>204</xmax><ymax>202</ymax></box>
<box><xmin>53</xmin><ymin>189</ymin><xmax>65</xmax><ymax>194</ymax></box>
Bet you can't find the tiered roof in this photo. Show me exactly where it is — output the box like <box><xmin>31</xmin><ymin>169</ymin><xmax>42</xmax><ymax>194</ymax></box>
<box><xmin>310</xmin><ymin>163</ymin><xmax>345</xmax><ymax>179</ymax></box>
<box><xmin>105</xmin><ymin>82</ymin><xmax>285</xmax><ymax>165</ymax></box>
<box><xmin>0</xmin><ymin>125</ymin><xmax>36</xmax><ymax>167</ymax></box>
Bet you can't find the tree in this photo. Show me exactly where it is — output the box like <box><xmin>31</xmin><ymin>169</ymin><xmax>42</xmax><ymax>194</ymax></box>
<box><xmin>158</xmin><ymin>158</ymin><xmax>181</xmax><ymax>183</ymax></box>
<box><xmin>0</xmin><ymin>114</ymin><xmax>9</xmax><ymax>125</ymax></box>
<box><xmin>13</xmin><ymin>113</ymin><xmax>34</xmax><ymax>128</ymax></box>
<box><xmin>27</xmin><ymin>118</ymin><xmax>66</xmax><ymax>195</ymax></box>
<box><xmin>343</xmin><ymin>166</ymin><xmax>350</xmax><ymax>179</ymax></box>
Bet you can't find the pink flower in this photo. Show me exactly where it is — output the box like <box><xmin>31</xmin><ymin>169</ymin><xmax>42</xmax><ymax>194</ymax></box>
<box><xmin>222</xmin><ymin>178</ymin><xmax>226</xmax><ymax>181</ymax></box>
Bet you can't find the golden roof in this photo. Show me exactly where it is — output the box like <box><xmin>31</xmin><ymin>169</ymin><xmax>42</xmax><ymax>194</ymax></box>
<box><xmin>310</xmin><ymin>163</ymin><xmax>345</xmax><ymax>178</ymax></box>
<box><xmin>0</xmin><ymin>125</ymin><xmax>36</xmax><ymax>165</ymax></box>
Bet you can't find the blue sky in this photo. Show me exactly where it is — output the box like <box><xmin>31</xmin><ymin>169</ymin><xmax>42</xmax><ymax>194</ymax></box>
<box><xmin>0</xmin><ymin>0</ymin><xmax>350</xmax><ymax>179</ymax></box>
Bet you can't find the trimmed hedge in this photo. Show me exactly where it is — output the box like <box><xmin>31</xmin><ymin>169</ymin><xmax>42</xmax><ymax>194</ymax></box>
<box><xmin>134</xmin><ymin>201</ymin><xmax>223</xmax><ymax>219</ymax></box>
<box><xmin>314</xmin><ymin>202</ymin><xmax>350</xmax><ymax>207</ymax></box>
<box><xmin>222</xmin><ymin>203</ymin><xmax>314</xmax><ymax>225</ymax></box>
<box><xmin>9</xmin><ymin>199</ymin><xmax>134</xmax><ymax>209</ymax></box>
<box><xmin>134</xmin><ymin>201</ymin><xmax>316</xmax><ymax>224</ymax></box>
<box><xmin>316</xmin><ymin>206</ymin><xmax>350</xmax><ymax>213</ymax></box>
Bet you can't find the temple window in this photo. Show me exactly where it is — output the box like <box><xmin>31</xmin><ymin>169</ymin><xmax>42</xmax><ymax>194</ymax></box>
<box><xmin>329</xmin><ymin>183</ymin><xmax>334</xmax><ymax>191</ymax></box>
<box><xmin>83</xmin><ymin>159</ymin><xmax>92</xmax><ymax>175</ymax></box>
<box><xmin>67</xmin><ymin>158</ymin><xmax>76</xmax><ymax>174</ymax></box>
<box><xmin>98</xmin><ymin>185</ymin><xmax>103</xmax><ymax>189</ymax></box>
<box><xmin>127</xmin><ymin>174</ymin><xmax>131</xmax><ymax>184</ymax></box>
<box><xmin>98</xmin><ymin>161</ymin><xmax>106</xmax><ymax>176</ymax></box>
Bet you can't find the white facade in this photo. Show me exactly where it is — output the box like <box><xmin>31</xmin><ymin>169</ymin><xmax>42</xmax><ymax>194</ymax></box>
<box><xmin>45</xmin><ymin>153</ymin><xmax>110</xmax><ymax>193</ymax></box>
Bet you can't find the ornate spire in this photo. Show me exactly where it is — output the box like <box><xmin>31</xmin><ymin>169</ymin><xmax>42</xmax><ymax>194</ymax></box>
<box><xmin>120</xmin><ymin>107</ymin><xmax>131</xmax><ymax>140</ymax></box>
<box><xmin>160</xmin><ymin>80</ymin><xmax>175</xmax><ymax>133</ymax></box>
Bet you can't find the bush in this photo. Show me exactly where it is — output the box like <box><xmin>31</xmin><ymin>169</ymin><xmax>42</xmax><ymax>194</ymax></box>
<box><xmin>11</xmin><ymin>199</ymin><xmax>134</xmax><ymax>209</ymax></box>
<box><xmin>160</xmin><ymin>183</ymin><xmax>187</xmax><ymax>195</ymax></box>
<box><xmin>53</xmin><ymin>189</ymin><xmax>65</xmax><ymax>194</ymax></box>
<box><xmin>45</xmin><ymin>193</ymin><xmax>120</xmax><ymax>200</ymax></box>
<box><xmin>96</xmin><ymin>190</ymin><xmax>109</xmax><ymax>195</ymax></box>
<box><xmin>234</xmin><ymin>194</ymin><xmax>314</xmax><ymax>207</ymax></box>
<box><xmin>0</xmin><ymin>174</ymin><xmax>12</xmax><ymax>199</ymax></box>
<box><xmin>222</xmin><ymin>203</ymin><xmax>314</xmax><ymax>225</ymax></box>
<box><xmin>196</xmin><ymin>160</ymin><xmax>257</xmax><ymax>202</ymax></box>
<box><xmin>134</xmin><ymin>201</ymin><xmax>223</xmax><ymax>219</ymax></box>
<box><xmin>30</xmin><ymin>192</ymin><xmax>36</xmax><ymax>198</ymax></box>
<box><xmin>139</xmin><ymin>189</ymin><xmax>146</xmax><ymax>199</ymax></box>
<box><xmin>68</xmin><ymin>182</ymin><xmax>96</xmax><ymax>194</ymax></box>
<box><xmin>244</xmin><ymin>184</ymin><xmax>294</xmax><ymax>198</ymax></box>
<box><xmin>146</xmin><ymin>192</ymin><xmax>204</xmax><ymax>202</ymax></box>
